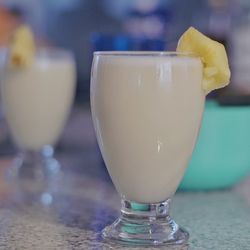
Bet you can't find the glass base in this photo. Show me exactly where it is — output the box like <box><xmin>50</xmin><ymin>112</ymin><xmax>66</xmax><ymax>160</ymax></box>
<box><xmin>6</xmin><ymin>146</ymin><xmax>62</xmax><ymax>206</ymax></box>
<box><xmin>102</xmin><ymin>199</ymin><xmax>189</xmax><ymax>246</ymax></box>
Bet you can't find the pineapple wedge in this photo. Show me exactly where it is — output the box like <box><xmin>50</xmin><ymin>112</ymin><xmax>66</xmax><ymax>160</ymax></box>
<box><xmin>8</xmin><ymin>25</ymin><xmax>35</xmax><ymax>68</ymax></box>
<box><xmin>177</xmin><ymin>27</ymin><xmax>230</xmax><ymax>94</ymax></box>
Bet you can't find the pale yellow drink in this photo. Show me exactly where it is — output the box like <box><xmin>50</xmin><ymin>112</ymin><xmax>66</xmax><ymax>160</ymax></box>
<box><xmin>91</xmin><ymin>52</ymin><xmax>205</xmax><ymax>203</ymax></box>
<box><xmin>1</xmin><ymin>51</ymin><xmax>75</xmax><ymax>151</ymax></box>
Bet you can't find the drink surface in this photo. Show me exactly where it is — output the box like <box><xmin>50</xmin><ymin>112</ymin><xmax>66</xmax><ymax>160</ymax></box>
<box><xmin>91</xmin><ymin>53</ymin><xmax>205</xmax><ymax>203</ymax></box>
<box><xmin>1</xmin><ymin>55</ymin><xmax>75</xmax><ymax>151</ymax></box>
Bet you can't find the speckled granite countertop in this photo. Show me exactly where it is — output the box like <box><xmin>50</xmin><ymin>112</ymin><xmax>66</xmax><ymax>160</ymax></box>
<box><xmin>0</xmin><ymin>107</ymin><xmax>249</xmax><ymax>250</ymax></box>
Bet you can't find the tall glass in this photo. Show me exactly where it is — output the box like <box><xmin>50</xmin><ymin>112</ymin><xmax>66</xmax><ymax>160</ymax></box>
<box><xmin>91</xmin><ymin>52</ymin><xmax>205</xmax><ymax>246</ymax></box>
<box><xmin>1</xmin><ymin>49</ymin><xmax>76</xmax><ymax>181</ymax></box>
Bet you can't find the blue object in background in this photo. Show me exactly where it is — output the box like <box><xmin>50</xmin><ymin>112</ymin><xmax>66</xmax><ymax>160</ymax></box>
<box><xmin>140</xmin><ymin>39</ymin><xmax>166</xmax><ymax>50</ymax></box>
<box><xmin>90</xmin><ymin>33</ymin><xmax>166</xmax><ymax>52</ymax></box>
<box><xmin>114</xmin><ymin>35</ymin><xmax>132</xmax><ymax>50</ymax></box>
<box><xmin>180</xmin><ymin>101</ymin><xmax>250</xmax><ymax>190</ymax></box>
<box><xmin>90</xmin><ymin>33</ymin><xmax>131</xmax><ymax>51</ymax></box>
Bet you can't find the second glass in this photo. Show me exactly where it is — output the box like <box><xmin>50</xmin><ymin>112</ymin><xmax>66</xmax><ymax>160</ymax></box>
<box><xmin>1</xmin><ymin>49</ymin><xmax>76</xmax><ymax>180</ymax></box>
<box><xmin>91</xmin><ymin>52</ymin><xmax>205</xmax><ymax>246</ymax></box>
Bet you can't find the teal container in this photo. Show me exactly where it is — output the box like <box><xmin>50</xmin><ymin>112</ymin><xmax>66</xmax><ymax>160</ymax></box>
<box><xmin>180</xmin><ymin>101</ymin><xmax>250</xmax><ymax>190</ymax></box>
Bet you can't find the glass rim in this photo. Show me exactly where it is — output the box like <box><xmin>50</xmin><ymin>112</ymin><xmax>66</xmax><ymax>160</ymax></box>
<box><xmin>0</xmin><ymin>47</ymin><xmax>74</xmax><ymax>60</ymax></box>
<box><xmin>93</xmin><ymin>51</ymin><xmax>197</xmax><ymax>57</ymax></box>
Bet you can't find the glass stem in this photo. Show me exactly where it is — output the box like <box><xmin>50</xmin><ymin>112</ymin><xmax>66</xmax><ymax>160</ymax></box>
<box><xmin>17</xmin><ymin>150</ymin><xmax>46</xmax><ymax>179</ymax></box>
<box><xmin>121</xmin><ymin>199</ymin><xmax>172</xmax><ymax>222</ymax></box>
<box><xmin>11</xmin><ymin>145</ymin><xmax>58</xmax><ymax>179</ymax></box>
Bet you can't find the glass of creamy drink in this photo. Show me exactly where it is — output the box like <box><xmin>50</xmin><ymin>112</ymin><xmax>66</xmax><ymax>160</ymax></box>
<box><xmin>1</xmin><ymin>48</ymin><xmax>76</xmax><ymax>180</ymax></box>
<box><xmin>91</xmin><ymin>51</ymin><xmax>205</xmax><ymax>245</ymax></box>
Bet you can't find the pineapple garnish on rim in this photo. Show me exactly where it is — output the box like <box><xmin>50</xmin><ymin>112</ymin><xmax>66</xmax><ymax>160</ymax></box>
<box><xmin>176</xmin><ymin>27</ymin><xmax>230</xmax><ymax>94</ymax></box>
<box><xmin>8</xmin><ymin>25</ymin><xmax>35</xmax><ymax>68</ymax></box>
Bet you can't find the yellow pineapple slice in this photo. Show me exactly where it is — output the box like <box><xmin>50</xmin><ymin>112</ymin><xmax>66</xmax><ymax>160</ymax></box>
<box><xmin>177</xmin><ymin>27</ymin><xmax>230</xmax><ymax>94</ymax></box>
<box><xmin>9</xmin><ymin>25</ymin><xmax>35</xmax><ymax>68</ymax></box>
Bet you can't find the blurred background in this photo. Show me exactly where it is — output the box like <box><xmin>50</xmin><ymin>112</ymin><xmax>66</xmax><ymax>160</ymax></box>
<box><xmin>0</xmin><ymin>0</ymin><xmax>250</xmax><ymax>191</ymax></box>
<box><xmin>1</xmin><ymin>0</ymin><xmax>249</xmax><ymax>101</ymax></box>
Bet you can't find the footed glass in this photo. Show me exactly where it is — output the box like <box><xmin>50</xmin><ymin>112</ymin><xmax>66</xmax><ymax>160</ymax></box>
<box><xmin>91</xmin><ymin>52</ymin><xmax>205</xmax><ymax>246</ymax></box>
<box><xmin>1</xmin><ymin>49</ymin><xmax>76</xmax><ymax>188</ymax></box>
